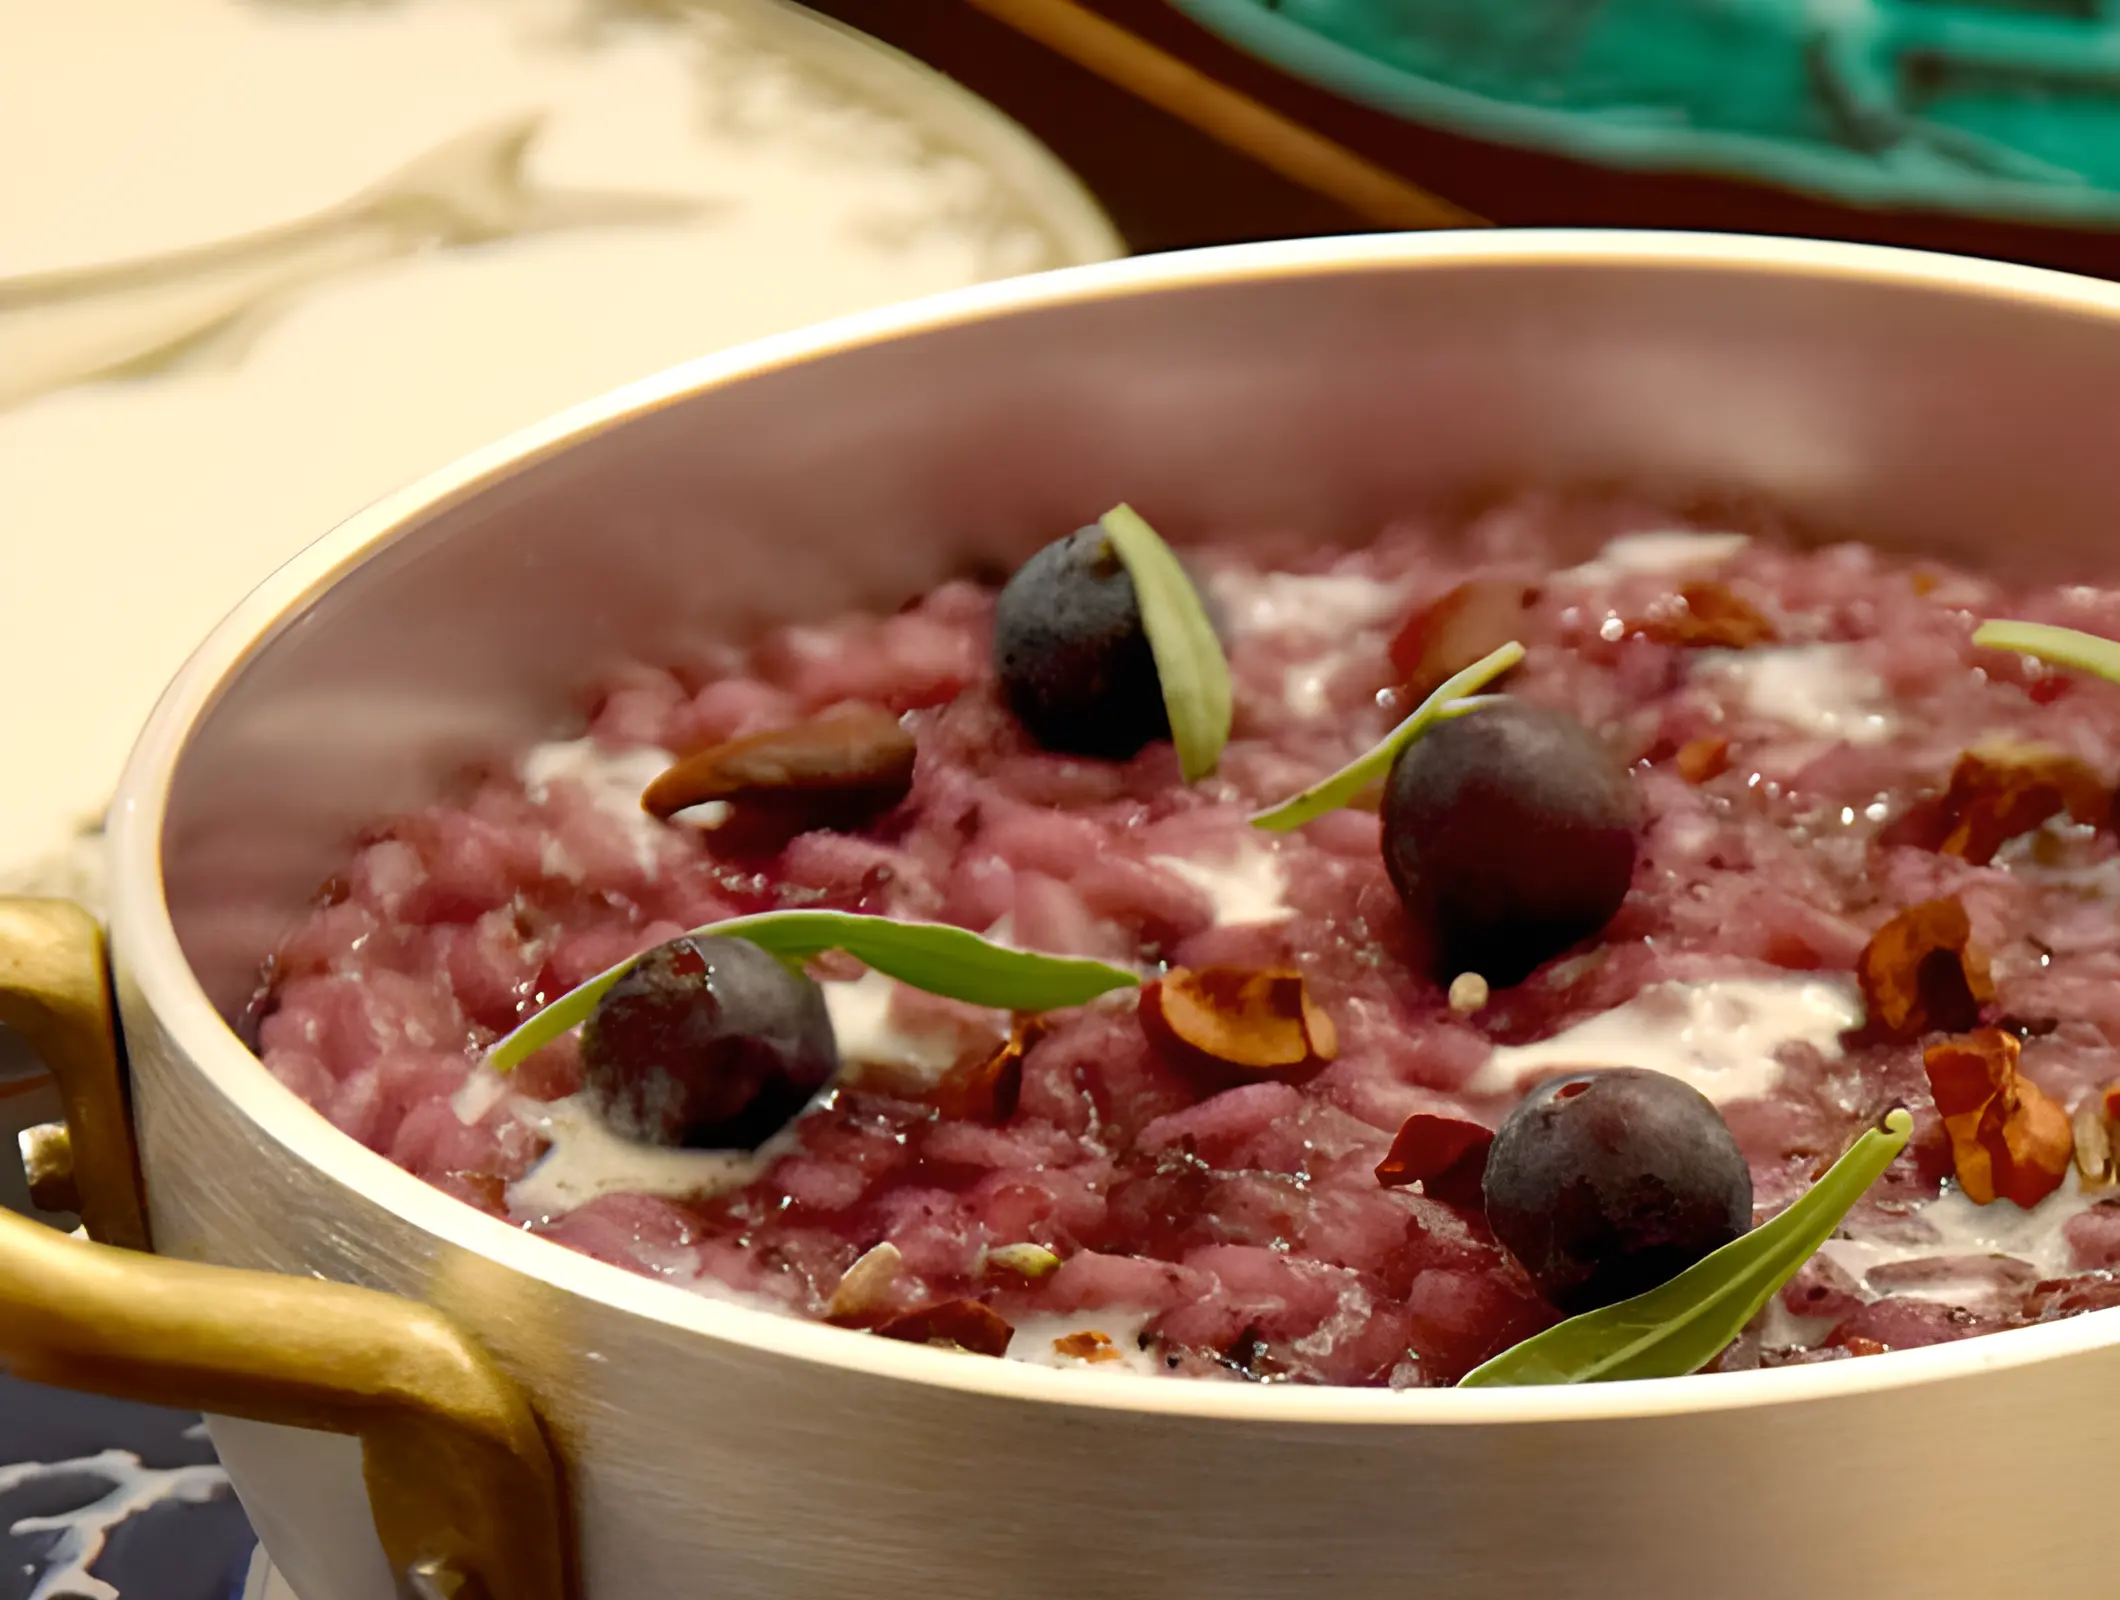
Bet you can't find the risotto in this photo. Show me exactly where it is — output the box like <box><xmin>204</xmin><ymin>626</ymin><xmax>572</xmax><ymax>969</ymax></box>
<box><xmin>249</xmin><ymin>497</ymin><xmax>2120</xmax><ymax>1386</ymax></box>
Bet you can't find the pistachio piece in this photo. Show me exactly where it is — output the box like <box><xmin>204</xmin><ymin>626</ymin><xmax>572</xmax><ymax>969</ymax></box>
<box><xmin>826</xmin><ymin>1240</ymin><xmax>905</xmax><ymax>1325</ymax></box>
<box><xmin>986</xmin><ymin>1242</ymin><xmax>1062</xmax><ymax>1279</ymax></box>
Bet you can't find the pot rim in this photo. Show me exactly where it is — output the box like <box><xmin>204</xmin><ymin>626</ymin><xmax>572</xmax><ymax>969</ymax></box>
<box><xmin>109</xmin><ymin>228</ymin><xmax>2120</xmax><ymax>1423</ymax></box>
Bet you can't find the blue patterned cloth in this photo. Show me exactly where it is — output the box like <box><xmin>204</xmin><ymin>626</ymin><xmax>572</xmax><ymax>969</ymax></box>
<box><xmin>0</xmin><ymin>1375</ymin><xmax>257</xmax><ymax>1600</ymax></box>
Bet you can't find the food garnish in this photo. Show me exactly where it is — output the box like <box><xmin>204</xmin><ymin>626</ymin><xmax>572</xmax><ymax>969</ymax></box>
<box><xmin>1379</xmin><ymin>697</ymin><xmax>1640</xmax><ymax>985</ymax></box>
<box><xmin>1374</xmin><ymin>1113</ymin><xmax>1492</xmax><ymax>1207</ymax></box>
<box><xmin>640</xmin><ymin>704</ymin><xmax>915</xmax><ymax>821</ymax></box>
<box><xmin>2073</xmin><ymin>1083</ymin><xmax>2120</xmax><ymax>1189</ymax></box>
<box><xmin>1389</xmin><ymin>578</ymin><xmax>1534</xmax><ymax>699</ymax></box>
<box><xmin>1460</xmin><ymin>1109</ymin><xmax>1914</xmax><ymax>1385</ymax></box>
<box><xmin>580</xmin><ymin>934</ymin><xmax>839</xmax><ymax>1148</ymax></box>
<box><xmin>487</xmin><ymin>911</ymin><xmax>1138</xmax><ymax>1074</ymax></box>
<box><xmin>1446</xmin><ymin>971</ymin><xmax>1490</xmax><ymax>1015</ymax></box>
<box><xmin>1675</xmin><ymin>736</ymin><xmax>1731</xmax><ymax>785</ymax></box>
<box><xmin>825</xmin><ymin>1242</ymin><xmax>905</xmax><ymax>1324</ymax></box>
<box><xmin>985</xmin><ymin>1242</ymin><xmax>1062</xmax><ymax>1279</ymax></box>
<box><xmin>1854</xmin><ymin>896</ymin><xmax>1994</xmax><ymax>1042</ymax></box>
<box><xmin>992</xmin><ymin>505</ymin><xmax>1230</xmax><ymax>779</ymax></box>
<box><xmin>1139</xmin><ymin>965</ymin><xmax>1337</xmax><ymax>1074</ymax></box>
<box><xmin>1097</xmin><ymin>504</ymin><xmax>1233</xmax><ymax>782</ymax></box>
<box><xmin>1249</xmin><ymin>641</ymin><xmax>1522</xmax><ymax>831</ymax></box>
<box><xmin>1882</xmin><ymin>740</ymin><xmax>2108</xmax><ymax>864</ymax></box>
<box><xmin>1973</xmin><ymin>618</ymin><xmax>2120</xmax><ymax>683</ymax></box>
<box><xmin>1052</xmin><ymin>1330</ymin><xmax>1123</xmax><ymax>1363</ymax></box>
<box><xmin>871</xmin><ymin>1299</ymin><xmax>1015</xmax><ymax>1357</ymax></box>
<box><xmin>1923</xmin><ymin>1028</ymin><xmax>2071</xmax><ymax>1208</ymax></box>
<box><xmin>1482</xmin><ymin>1068</ymin><xmax>1751</xmax><ymax>1314</ymax></box>
<box><xmin>1631</xmin><ymin>581</ymin><xmax>1776</xmax><ymax>649</ymax></box>
<box><xmin>929</xmin><ymin>1018</ymin><xmax>1044</xmax><ymax>1124</ymax></box>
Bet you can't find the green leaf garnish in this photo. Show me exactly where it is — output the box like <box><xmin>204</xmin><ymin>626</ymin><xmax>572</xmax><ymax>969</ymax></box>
<box><xmin>1459</xmin><ymin>1107</ymin><xmax>1913</xmax><ymax>1387</ymax></box>
<box><xmin>1099</xmin><ymin>503</ymin><xmax>1232</xmax><ymax>783</ymax></box>
<box><xmin>1248</xmin><ymin>642</ymin><xmax>1525</xmax><ymax>832</ymax></box>
<box><xmin>486</xmin><ymin>911</ymin><xmax>1138</xmax><ymax>1074</ymax></box>
<box><xmin>1973</xmin><ymin>619</ymin><xmax>2120</xmax><ymax>683</ymax></box>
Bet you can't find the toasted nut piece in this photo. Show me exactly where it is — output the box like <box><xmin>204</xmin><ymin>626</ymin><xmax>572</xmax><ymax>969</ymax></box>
<box><xmin>1856</xmin><ymin>896</ymin><xmax>1994</xmax><ymax>1041</ymax></box>
<box><xmin>826</xmin><ymin>1241</ymin><xmax>906</xmax><ymax>1325</ymax></box>
<box><xmin>986</xmin><ymin>1242</ymin><xmax>1062</xmax><ymax>1279</ymax></box>
<box><xmin>1388</xmin><ymin>578</ymin><xmax>1535</xmax><ymax>699</ymax></box>
<box><xmin>1140</xmin><ymin>966</ymin><xmax>1336</xmax><ymax>1073</ymax></box>
<box><xmin>1052</xmin><ymin>1329</ymin><xmax>1122</xmax><ymax>1363</ymax></box>
<box><xmin>1924</xmin><ymin>1028</ymin><xmax>2072</xmax><ymax>1208</ymax></box>
<box><xmin>1631</xmin><ymin>581</ymin><xmax>1776</xmax><ymax>649</ymax></box>
<box><xmin>1881</xmin><ymin>740</ymin><xmax>2110</xmax><ymax>865</ymax></box>
<box><xmin>642</xmin><ymin>705</ymin><xmax>916</xmax><ymax>820</ymax></box>
<box><xmin>2073</xmin><ymin>1099</ymin><xmax>2114</xmax><ymax>1189</ymax></box>
<box><xmin>1374</xmin><ymin>1113</ymin><xmax>1493</xmax><ymax>1207</ymax></box>
<box><xmin>1447</xmin><ymin>971</ymin><xmax>1490</xmax><ymax>1015</ymax></box>
<box><xmin>930</xmin><ymin>1017</ymin><xmax>1044</xmax><ymax>1123</ymax></box>
<box><xmin>1675</xmin><ymin>736</ymin><xmax>1731</xmax><ymax>785</ymax></box>
<box><xmin>872</xmin><ymin>1299</ymin><xmax>1014</xmax><ymax>1357</ymax></box>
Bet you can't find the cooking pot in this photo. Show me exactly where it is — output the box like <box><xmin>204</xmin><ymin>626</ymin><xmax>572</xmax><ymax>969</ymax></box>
<box><xmin>6</xmin><ymin>231</ymin><xmax>2120</xmax><ymax>1600</ymax></box>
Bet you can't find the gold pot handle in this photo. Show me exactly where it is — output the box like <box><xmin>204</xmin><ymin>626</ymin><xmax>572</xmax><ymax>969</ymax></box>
<box><xmin>0</xmin><ymin>896</ymin><xmax>573</xmax><ymax>1600</ymax></box>
<box><xmin>0</xmin><ymin>898</ymin><xmax>148</xmax><ymax>1248</ymax></box>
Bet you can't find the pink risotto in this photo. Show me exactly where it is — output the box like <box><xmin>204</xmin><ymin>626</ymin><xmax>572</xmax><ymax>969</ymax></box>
<box><xmin>251</xmin><ymin>498</ymin><xmax>2120</xmax><ymax>1385</ymax></box>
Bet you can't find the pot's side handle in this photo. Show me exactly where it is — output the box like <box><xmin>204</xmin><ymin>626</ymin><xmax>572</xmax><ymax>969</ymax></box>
<box><xmin>0</xmin><ymin>898</ymin><xmax>149</xmax><ymax>1248</ymax></box>
<box><xmin>0</xmin><ymin>896</ymin><xmax>573</xmax><ymax>1600</ymax></box>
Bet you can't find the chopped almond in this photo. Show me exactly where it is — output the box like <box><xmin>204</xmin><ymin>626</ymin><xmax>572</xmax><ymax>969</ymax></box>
<box><xmin>1052</xmin><ymin>1329</ymin><xmax>1122</xmax><ymax>1363</ymax></box>
<box><xmin>929</xmin><ymin>1017</ymin><xmax>1043</xmax><ymax>1123</ymax></box>
<box><xmin>1374</xmin><ymin>1113</ymin><xmax>1493</xmax><ymax>1207</ymax></box>
<box><xmin>1140</xmin><ymin>966</ymin><xmax>1337</xmax><ymax>1073</ymax></box>
<box><xmin>1675</xmin><ymin>736</ymin><xmax>1731</xmax><ymax>785</ymax></box>
<box><xmin>871</xmin><ymin>1299</ymin><xmax>1014</xmax><ymax>1357</ymax></box>
<box><xmin>1855</xmin><ymin>896</ymin><xmax>1995</xmax><ymax>1041</ymax></box>
<box><xmin>1632</xmin><ymin>582</ymin><xmax>1777</xmax><ymax>649</ymax></box>
<box><xmin>1880</xmin><ymin>741</ymin><xmax>2109</xmax><ymax>865</ymax></box>
<box><xmin>1388</xmin><ymin>578</ymin><xmax>1534</xmax><ymax>699</ymax></box>
<box><xmin>641</xmin><ymin>704</ymin><xmax>916</xmax><ymax>820</ymax></box>
<box><xmin>1924</xmin><ymin>1028</ymin><xmax>2072</xmax><ymax>1208</ymax></box>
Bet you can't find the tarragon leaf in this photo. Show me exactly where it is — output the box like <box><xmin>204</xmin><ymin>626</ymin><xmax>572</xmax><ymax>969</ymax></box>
<box><xmin>487</xmin><ymin>911</ymin><xmax>1138</xmax><ymax>1073</ymax></box>
<box><xmin>1099</xmin><ymin>503</ymin><xmax>1232</xmax><ymax>783</ymax></box>
<box><xmin>1973</xmin><ymin>619</ymin><xmax>2120</xmax><ymax>684</ymax></box>
<box><xmin>1459</xmin><ymin>1108</ymin><xmax>1913</xmax><ymax>1387</ymax></box>
<box><xmin>1249</xmin><ymin>642</ymin><xmax>1525</xmax><ymax>831</ymax></box>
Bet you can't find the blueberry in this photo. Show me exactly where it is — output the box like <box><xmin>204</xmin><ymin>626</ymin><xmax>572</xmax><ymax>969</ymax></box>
<box><xmin>581</xmin><ymin>935</ymin><xmax>839</xmax><ymax>1149</ymax></box>
<box><xmin>1382</xmin><ymin>700</ymin><xmax>1639</xmax><ymax>985</ymax></box>
<box><xmin>993</xmin><ymin>527</ymin><xmax>1171</xmax><ymax>760</ymax></box>
<box><xmin>1482</xmin><ymin>1068</ymin><xmax>1752</xmax><ymax>1313</ymax></box>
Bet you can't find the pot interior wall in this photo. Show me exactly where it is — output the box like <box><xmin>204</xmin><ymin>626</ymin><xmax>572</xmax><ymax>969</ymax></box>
<box><xmin>160</xmin><ymin>246</ymin><xmax>2120</xmax><ymax>1016</ymax></box>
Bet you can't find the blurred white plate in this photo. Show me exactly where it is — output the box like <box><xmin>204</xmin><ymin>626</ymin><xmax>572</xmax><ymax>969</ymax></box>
<box><xmin>0</xmin><ymin>0</ymin><xmax>1119</xmax><ymax>900</ymax></box>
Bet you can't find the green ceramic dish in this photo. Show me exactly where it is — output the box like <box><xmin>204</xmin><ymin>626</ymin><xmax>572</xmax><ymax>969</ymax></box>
<box><xmin>1173</xmin><ymin>0</ymin><xmax>2120</xmax><ymax>227</ymax></box>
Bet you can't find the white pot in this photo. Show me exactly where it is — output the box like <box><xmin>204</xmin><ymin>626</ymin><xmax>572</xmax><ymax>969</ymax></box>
<box><xmin>8</xmin><ymin>231</ymin><xmax>2120</xmax><ymax>1600</ymax></box>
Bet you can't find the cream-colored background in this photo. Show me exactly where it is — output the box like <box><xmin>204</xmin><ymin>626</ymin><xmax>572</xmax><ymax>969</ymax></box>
<box><xmin>0</xmin><ymin>0</ymin><xmax>1116</xmax><ymax>899</ymax></box>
